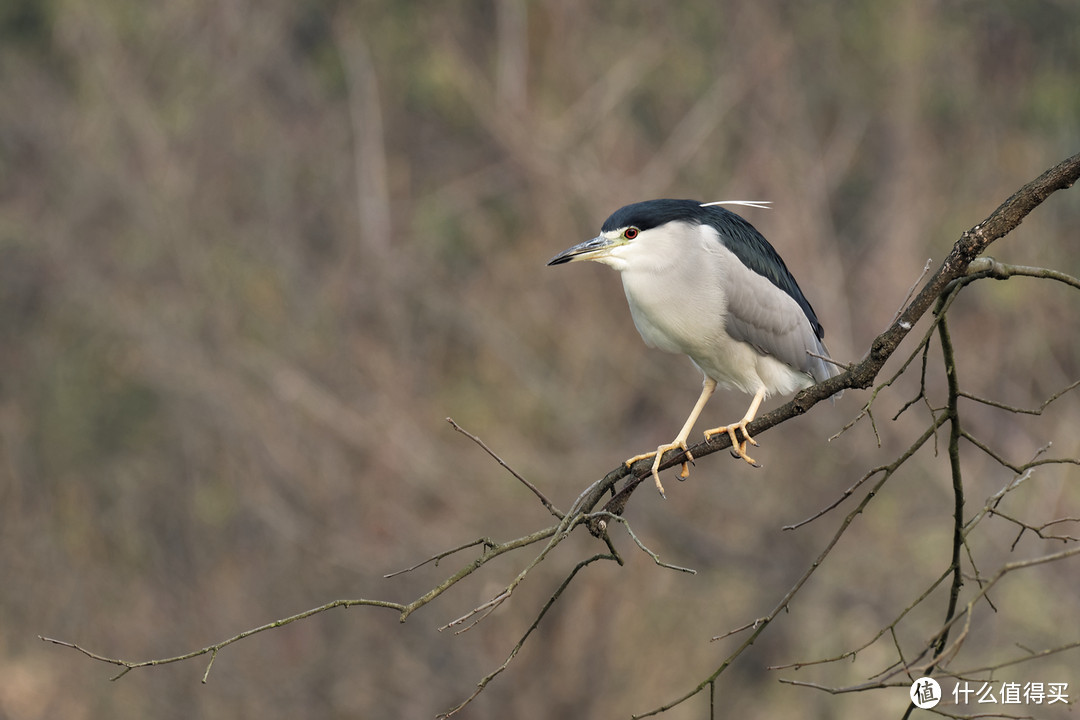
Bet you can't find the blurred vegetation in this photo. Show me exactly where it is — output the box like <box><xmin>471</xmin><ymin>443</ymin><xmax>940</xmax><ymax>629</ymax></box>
<box><xmin>1</xmin><ymin>1</ymin><xmax>1078</xmax><ymax>718</ymax></box>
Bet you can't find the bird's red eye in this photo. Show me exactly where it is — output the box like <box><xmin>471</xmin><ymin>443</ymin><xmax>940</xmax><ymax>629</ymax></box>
<box><xmin>624</xmin><ymin>227</ymin><xmax>639</xmax><ymax>239</ymax></box>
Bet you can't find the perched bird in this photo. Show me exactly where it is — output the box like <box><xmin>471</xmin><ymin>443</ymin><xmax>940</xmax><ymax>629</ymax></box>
<box><xmin>548</xmin><ymin>199</ymin><xmax>840</xmax><ymax>496</ymax></box>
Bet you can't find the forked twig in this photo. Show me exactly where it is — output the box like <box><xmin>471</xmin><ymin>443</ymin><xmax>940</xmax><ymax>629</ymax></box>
<box><xmin>592</xmin><ymin>512</ymin><xmax>697</xmax><ymax>574</ymax></box>
<box><xmin>384</xmin><ymin>537</ymin><xmax>498</xmax><ymax>578</ymax></box>
<box><xmin>447</xmin><ymin>417</ymin><xmax>563</xmax><ymax>518</ymax></box>
<box><xmin>41</xmin><ymin>598</ymin><xmax>406</xmax><ymax>682</ymax></box>
<box><xmin>438</xmin><ymin>552</ymin><xmax>618</xmax><ymax>718</ymax></box>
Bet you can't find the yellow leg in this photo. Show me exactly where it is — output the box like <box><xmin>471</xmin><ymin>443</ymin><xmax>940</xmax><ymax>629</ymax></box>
<box><xmin>703</xmin><ymin>386</ymin><xmax>766</xmax><ymax>467</ymax></box>
<box><xmin>625</xmin><ymin>378</ymin><xmax>717</xmax><ymax>497</ymax></box>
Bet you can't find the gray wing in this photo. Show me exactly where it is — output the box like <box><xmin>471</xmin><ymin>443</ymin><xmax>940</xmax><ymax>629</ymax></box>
<box><xmin>723</xmin><ymin>261</ymin><xmax>839</xmax><ymax>384</ymax></box>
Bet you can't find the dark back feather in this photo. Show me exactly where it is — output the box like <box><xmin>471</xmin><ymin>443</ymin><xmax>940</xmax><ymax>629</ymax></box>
<box><xmin>601</xmin><ymin>199</ymin><xmax>826</xmax><ymax>340</ymax></box>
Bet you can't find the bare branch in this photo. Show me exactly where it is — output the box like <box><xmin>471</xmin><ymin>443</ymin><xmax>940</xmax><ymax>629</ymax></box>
<box><xmin>958</xmin><ymin>379</ymin><xmax>1080</xmax><ymax>416</ymax></box>
<box><xmin>992</xmin><ymin>511</ymin><xmax>1080</xmax><ymax>550</ymax></box>
<box><xmin>767</xmin><ymin>566</ymin><xmax>953</xmax><ymax>672</ymax></box>
<box><xmin>965</xmin><ymin>256</ymin><xmax>1080</xmax><ymax>291</ymax></box>
<box><xmin>894</xmin><ymin>546</ymin><xmax>1080</xmax><ymax>681</ymax></box>
<box><xmin>711</xmin><ymin>618</ymin><xmax>767</xmax><ymax>642</ymax></box>
<box><xmin>439</xmin><ymin>552</ymin><xmax>618</xmax><ymax>718</ymax></box>
<box><xmin>592</xmin><ymin>512</ymin><xmax>698</xmax><ymax>574</ymax></box>
<box><xmin>439</xmin><ymin>509</ymin><xmax>585</xmax><ymax>632</ymax></box>
<box><xmin>893</xmin><ymin>257</ymin><xmax>934</xmax><ymax>324</ymax></box>
<box><xmin>952</xmin><ymin>639</ymin><xmax>1080</xmax><ymax>676</ymax></box>
<box><xmin>786</xmin><ymin>410</ymin><xmax>949</xmax><ymax>529</ymax></box>
<box><xmin>929</xmin><ymin>310</ymin><xmax>965</xmax><ymax>674</ymax></box>
<box><xmin>398</xmin><ymin>524</ymin><xmax>561</xmax><ymax>622</ymax></box>
<box><xmin>40</xmin><ymin>598</ymin><xmax>406</xmax><ymax>682</ymax></box>
<box><xmin>383</xmin><ymin>537</ymin><xmax>498</xmax><ymax>578</ymax></box>
<box><xmin>446</xmin><ymin>417</ymin><xmax>563</xmax><ymax>519</ymax></box>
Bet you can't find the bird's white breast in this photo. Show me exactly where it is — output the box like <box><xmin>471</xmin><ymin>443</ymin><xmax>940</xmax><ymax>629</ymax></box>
<box><xmin>616</xmin><ymin>223</ymin><xmax>814</xmax><ymax>397</ymax></box>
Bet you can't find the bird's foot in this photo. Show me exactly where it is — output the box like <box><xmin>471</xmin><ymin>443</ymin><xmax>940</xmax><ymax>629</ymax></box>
<box><xmin>704</xmin><ymin>421</ymin><xmax>760</xmax><ymax>467</ymax></box>
<box><xmin>624</xmin><ymin>441</ymin><xmax>694</xmax><ymax>498</ymax></box>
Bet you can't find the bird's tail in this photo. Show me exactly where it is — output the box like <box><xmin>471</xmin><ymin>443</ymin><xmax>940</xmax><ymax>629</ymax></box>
<box><xmin>811</xmin><ymin>340</ymin><xmax>844</xmax><ymax>400</ymax></box>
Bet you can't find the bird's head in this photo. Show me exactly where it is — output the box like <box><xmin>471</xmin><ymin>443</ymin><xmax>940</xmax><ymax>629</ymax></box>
<box><xmin>547</xmin><ymin>199</ymin><xmax>769</xmax><ymax>272</ymax></box>
<box><xmin>546</xmin><ymin>199</ymin><xmax>691</xmax><ymax>271</ymax></box>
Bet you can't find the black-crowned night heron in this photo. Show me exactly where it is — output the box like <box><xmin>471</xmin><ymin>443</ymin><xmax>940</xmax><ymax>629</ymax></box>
<box><xmin>548</xmin><ymin>199</ymin><xmax>840</xmax><ymax>496</ymax></box>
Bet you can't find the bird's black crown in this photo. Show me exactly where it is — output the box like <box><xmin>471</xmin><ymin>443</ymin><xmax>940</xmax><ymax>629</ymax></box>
<box><xmin>600</xmin><ymin>199</ymin><xmax>716</xmax><ymax>234</ymax></box>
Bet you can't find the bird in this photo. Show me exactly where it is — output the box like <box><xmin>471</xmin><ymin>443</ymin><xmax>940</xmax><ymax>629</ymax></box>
<box><xmin>547</xmin><ymin>198</ymin><xmax>841</xmax><ymax>497</ymax></box>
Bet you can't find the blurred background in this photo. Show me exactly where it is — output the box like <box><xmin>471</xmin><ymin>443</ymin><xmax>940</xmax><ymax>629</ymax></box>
<box><xmin>1</xmin><ymin>1</ymin><xmax>1079</xmax><ymax>718</ymax></box>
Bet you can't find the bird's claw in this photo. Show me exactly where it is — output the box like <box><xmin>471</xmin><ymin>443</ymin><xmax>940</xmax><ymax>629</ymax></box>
<box><xmin>705</xmin><ymin>422</ymin><xmax>760</xmax><ymax>467</ymax></box>
<box><xmin>625</xmin><ymin>441</ymin><xmax>694</xmax><ymax>498</ymax></box>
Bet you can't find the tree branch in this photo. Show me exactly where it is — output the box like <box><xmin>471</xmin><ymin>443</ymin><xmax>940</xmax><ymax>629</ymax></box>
<box><xmin>40</xmin><ymin>598</ymin><xmax>406</xmax><ymax>682</ymax></box>
<box><xmin>40</xmin><ymin>151</ymin><xmax>1080</xmax><ymax>719</ymax></box>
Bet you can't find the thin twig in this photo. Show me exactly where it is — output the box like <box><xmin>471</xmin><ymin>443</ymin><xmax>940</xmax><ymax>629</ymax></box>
<box><xmin>40</xmin><ymin>598</ymin><xmax>406</xmax><ymax>682</ymax></box>
<box><xmin>439</xmin><ymin>552</ymin><xmax>618</xmax><ymax>718</ymax></box>
<box><xmin>447</xmin><ymin>417</ymin><xmax>563</xmax><ymax>519</ymax></box>
<box><xmin>893</xmin><ymin>258</ymin><xmax>934</xmax><ymax>324</ymax></box>
<box><xmin>884</xmin><ymin>546</ymin><xmax>1080</xmax><ymax>684</ymax></box>
<box><xmin>592</xmin><ymin>512</ymin><xmax>697</xmax><ymax>574</ymax></box>
<box><xmin>958</xmin><ymin>379</ymin><xmax>1080</xmax><ymax>415</ymax></box>
<box><xmin>951</xmin><ymin>639</ymin><xmax>1080</xmax><ymax>676</ymax></box>
<box><xmin>384</xmin><ymin>537</ymin><xmax>498</xmax><ymax>578</ymax></box>
<box><xmin>767</xmin><ymin>566</ymin><xmax>953</xmax><ymax>671</ymax></box>
<box><xmin>786</xmin><ymin>412</ymin><xmax>949</xmax><ymax>529</ymax></box>
<box><xmin>439</xmin><ymin>510</ymin><xmax>585</xmax><ymax>632</ymax></box>
<box><xmin>928</xmin><ymin>310</ymin><xmax>965</xmax><ymax>675</ymax></box>
<box><xmin>711</xmin><ymin>618</ymin><xmax>766</xmax><ymax>642</ymax></box>
<box><xmin>398</xmin><ymin>524</ymin><xmax>561</xmax><ymax>622</ymax></box>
